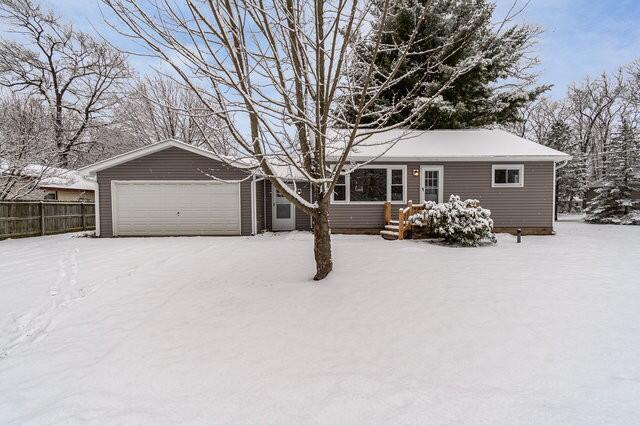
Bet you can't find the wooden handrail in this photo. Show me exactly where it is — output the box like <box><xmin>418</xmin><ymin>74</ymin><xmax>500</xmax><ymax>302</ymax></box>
<box><xmin>384</xmin><ymin>201</ymin><xmax>391</xmax><ymax>225</ymax></box>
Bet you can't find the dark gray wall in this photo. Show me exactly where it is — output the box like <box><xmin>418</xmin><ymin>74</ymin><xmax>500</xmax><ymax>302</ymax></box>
<box><xmin>96</xmin><ymin>147</ymin><xmax>252</xmax><ymax>237</ymax></box>
<box><xmin>329</xmin><ymin>161</ymin><xmax>554</xmax><ymax>230</ymax></box>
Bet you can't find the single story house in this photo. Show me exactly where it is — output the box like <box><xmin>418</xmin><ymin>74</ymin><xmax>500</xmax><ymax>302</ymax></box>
<box><xmin>79</xmin><ymin>129</ymin><xmax>569</xmax><ymax>238</ymax></box>
<box><xmin>0</xmin><ymin>163</ymin><xmax>96</xmax><ymax>201</ymax></box>
<box><xmin>38</xmin><ymin>169</ymin><xmax>97</xmax><ymax>202</ymax></box>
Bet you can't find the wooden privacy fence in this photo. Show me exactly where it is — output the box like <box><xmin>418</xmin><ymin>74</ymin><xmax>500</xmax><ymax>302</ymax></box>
<box><xmin>0</xmin><ymin>201</ymin><xmax>95</xmax><ymax>240</ymax></box>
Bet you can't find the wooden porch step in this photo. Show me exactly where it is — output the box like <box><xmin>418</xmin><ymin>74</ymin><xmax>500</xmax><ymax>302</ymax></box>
<box><xmin>384</xmin><ymin>224</ymin><xmax>399</xmax><ymax>231</ymax></box>
<box><xmin>380</xmin><ymin>230</ymin><xmax>399</xmax><ymax>240</ymax></box>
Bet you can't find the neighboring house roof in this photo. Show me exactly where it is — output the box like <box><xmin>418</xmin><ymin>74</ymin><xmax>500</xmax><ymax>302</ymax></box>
<box><xmin>79</xmin><ymin>139</ymin><xmax>251</xmax><ymax>175</ymax></box>
<box><xmin>39</xmin><ymin>170</ymin><xmax>97</xmax><ymax>192</ymax></box>
<box><xmin>0</xmin><ymin>161</ymin><xmax>96</xmax><ymax>192</ymax></box>
<box><xmin>328</xmin><ymin>128</ymin><xmax>571</xmax><ymax>162</ymax></box>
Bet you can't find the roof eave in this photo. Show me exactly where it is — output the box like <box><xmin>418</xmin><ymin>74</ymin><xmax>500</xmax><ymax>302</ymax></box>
<box><xmin>79</xmin><ymin>139</ymin><xmax>252</xmax><ymax>176</ymax></box>
<box><xmin>38</xmin><ymin>185</ymin><xmax>96</xmax><ymax>191</ymax></box>
<box><xmin>330</xmin><ymin>155</ymin><xmax>572</xmax><ymax>163</ymax></box>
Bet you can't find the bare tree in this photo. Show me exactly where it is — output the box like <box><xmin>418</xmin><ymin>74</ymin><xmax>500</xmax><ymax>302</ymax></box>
<box><xmin>116</xmin><ymin>75</ymin><xmax>230</xmax><ymax>152</ymax></box>
<box><xmin>102</xmin><ymin>0</ymin><xmax>483</xmax><ymax>280</ymax></box>
<box><xmin>0</xmin><ymin>0</ymin><xmax>132</xmax><ymax>168</ymax></box>
<box><xmin>509</xmin><ymin>61</ymin><xmax>640</xmax><ymax>218</ymax></box>
<box><xmin>0</xmin><ymin>94</ymin><xmax>57</xmax><ymax>200</ymax></box>
<box><xmin>506</xmin><ymin>96</ymin><xmax>567</xmax><ymax>142</ymax></box>
<box><xmin>566</xmin><ymin>72</ymin><xmax>626</xmax><ymax>179</ymax></box>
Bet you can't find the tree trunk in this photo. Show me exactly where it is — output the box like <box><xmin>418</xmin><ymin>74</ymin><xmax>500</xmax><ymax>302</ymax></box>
<box><xmin>54</xmin><ymin>104</ymin><xmax>68</xmax><ymax>168</ymax></box>
<box><xmin>312</xmin><ymin>202</ymin><xmax>333</xmax><ymax>281</ymax></box>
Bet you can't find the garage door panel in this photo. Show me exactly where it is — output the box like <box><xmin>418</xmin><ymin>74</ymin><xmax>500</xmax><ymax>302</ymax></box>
<box><xmin>112</xmin><ymin>181</ymin><xmax>241</xmax><ymax>236</ymax></box>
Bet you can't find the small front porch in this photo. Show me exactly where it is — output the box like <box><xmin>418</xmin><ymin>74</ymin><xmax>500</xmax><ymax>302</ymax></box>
<box><xmin>379</xmin><ymin>200</ymin><xmax>428</xmax><ymax>241</ymax></box>
<box><xmin>380</xmin><ymin>199</ymin><xmax>482</xmax><ymax>240</ymax></box>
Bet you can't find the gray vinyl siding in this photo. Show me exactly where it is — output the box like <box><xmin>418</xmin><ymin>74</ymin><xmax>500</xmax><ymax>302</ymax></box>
<box><xmin>294</xmin><ymin>182</ymin><xmax>313</xmax><ymax>231</ymax></box>
<box><xmin>264</xmin><ymin>181</ymin><xmax>312</xmax><ymax>231</ymax></box>
<box><xmin>329</xmin><ymin>161</ymin><xmax>554</xmax><ymax>229</ymax></box>
<box><xmin>255</xmin><ymin>180</ymin><xmax>265</xmax><ymax>232</ymax></box>
<box><xmin>96</xmin><ymin>147</ymin><xmax>252</xmax><ymax>237</ymax></box>
<box><xmin>264</xmin><ymin>182</ymin><xmax>271</xmax><ymax>231</ymax></box>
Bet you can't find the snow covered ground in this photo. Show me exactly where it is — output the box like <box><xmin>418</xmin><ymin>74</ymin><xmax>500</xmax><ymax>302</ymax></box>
<box><xmin>1</xmin><ymin>216</ymin><xmax>639</xmax><ymax>425</ymax></box>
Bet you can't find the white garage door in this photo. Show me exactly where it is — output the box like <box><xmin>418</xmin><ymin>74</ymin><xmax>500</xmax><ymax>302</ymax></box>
<box><xmin>112</xmin><ymin>181</ymin><xmax>241</xmax><ymax>236</ymax></box>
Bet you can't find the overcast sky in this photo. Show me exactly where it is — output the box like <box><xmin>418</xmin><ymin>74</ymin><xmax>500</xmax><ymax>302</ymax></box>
<box><xmin>40</xmin><ymin>0</ymin><xmax>640</xmax><ymax>99</ymax></box>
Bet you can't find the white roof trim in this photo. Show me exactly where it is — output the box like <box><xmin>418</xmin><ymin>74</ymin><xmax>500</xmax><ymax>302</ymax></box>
<box><xmin>339</xmin><ymin>155</ymin><xmax>571</xmax><ymax>162</ymax></box>
<box><xmin>79</xmin><ymin>139</ymin><xmax>250</xmax><ymax>175</ymax></box>
<box><xmin>326</xmin><ymin>128</ymin><xmax>571</xmax><ymax>162</ymax></box>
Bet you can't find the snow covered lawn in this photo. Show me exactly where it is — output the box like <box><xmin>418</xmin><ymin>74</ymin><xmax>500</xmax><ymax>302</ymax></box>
<box><xmin>1</xmin><ymin>217</ymin><xmax>639</xmax><ymax>424</ymax></box>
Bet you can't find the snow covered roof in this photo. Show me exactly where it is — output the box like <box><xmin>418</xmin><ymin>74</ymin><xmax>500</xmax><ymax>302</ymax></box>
<box><xmin>0</xmin><ymin>162</ymin><xmax>96</xmax><ymax>191</ymax></box>
<box><xmin>328</xmin><ymin>128</ymin><xmax>571</xmax><ymax>162</ymax></box>
<box><xmin>39</xmin><ymin>169</ymin><xmax>97</xmax><ymax>191</ymax></box>
<box><xmin>79</xmin><ymin>139</ymin><xmax>252</xmax><ymax>175</ymax></box>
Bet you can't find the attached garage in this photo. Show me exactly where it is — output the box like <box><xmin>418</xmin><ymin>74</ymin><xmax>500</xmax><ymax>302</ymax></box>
<box><xmin>111</xmin><ymin>181</ymin><xmax>241</xmax><ymax>236</ymax></box>
<box><xmin>80</xmin><ymin>139</ymin><xmax>255</xmax><ymax>237</ymax></box>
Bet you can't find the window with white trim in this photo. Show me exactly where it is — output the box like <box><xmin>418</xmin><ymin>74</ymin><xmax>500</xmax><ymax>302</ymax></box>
<box><xmin>492</xmin><ymin>164</ymin><xmax>524</xmax><ymax>187</ymax></box>
<box><xmin>333</xmin><ymin>174</ymin><xmax>347</xmax><ymax>201</ymax></box>
<box><xmin>391</xmin><ymin>169</ymin><xmax>404</xmax><ymax>201</ymax></box>
<box><xmin>331</xmin><ymin>166</ymin><xmax>405</xmax><ymax>203</ymax></box>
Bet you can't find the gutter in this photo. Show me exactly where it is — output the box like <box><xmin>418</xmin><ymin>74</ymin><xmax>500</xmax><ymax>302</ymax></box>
<box><xmin>326</xmin><ymin>155</ymin><xmax>572</xmax><ymax>163</ymax></box>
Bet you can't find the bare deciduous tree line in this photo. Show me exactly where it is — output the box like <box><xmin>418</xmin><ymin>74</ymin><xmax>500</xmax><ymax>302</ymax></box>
<box><xmin>0</xmin><ymin>0</ymin><xmax>231</xmax><ymax>201</ymax></box>
<box><xmin>508</xmin><ymin>62</ymin><xmax>640</xmax><ymax>196</ymax></box>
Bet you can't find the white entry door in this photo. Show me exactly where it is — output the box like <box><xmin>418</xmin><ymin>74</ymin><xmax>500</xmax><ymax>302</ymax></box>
<box><xmin>112</xmin><ymin>180</ymin><xmax>241</xmax><ymax>236</ymax></box>
<box><xmin>420</xmin><ymin>165</ymin><xmax>444</xmax><ymax>204</ymax></box>
<box><xmin>272</xmin><ymin>187</ymin><xmax>295</xmax><ymax>231</ymax></box>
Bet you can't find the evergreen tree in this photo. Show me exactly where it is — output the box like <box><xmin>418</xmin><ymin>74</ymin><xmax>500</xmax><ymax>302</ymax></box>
<box><xmin>585</xmin><ymin>120</ymin><xmax>640</xmax><ymax>224</ymax></box>
<box><xmin>340</xmin><ymin>0</ymin><xmax>549</xmax><ymax>129</ymax></box>
<box><xmin>544</xmin><ymin>120</ymin><xmax>588</xmax><ymax>218</ymax></box>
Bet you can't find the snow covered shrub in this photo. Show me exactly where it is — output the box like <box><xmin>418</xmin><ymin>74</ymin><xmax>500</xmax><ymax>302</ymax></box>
<box><xmin>410</xmin><ymin>195</ymin><xmax>496</xmax><ymax>246</ymax></box>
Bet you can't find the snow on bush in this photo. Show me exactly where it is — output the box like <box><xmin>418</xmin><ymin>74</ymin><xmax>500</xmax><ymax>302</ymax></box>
<box><xmin>410</xmin><ymin>195</ymin><xmax>496</xmax><ymax>246</ymax></box>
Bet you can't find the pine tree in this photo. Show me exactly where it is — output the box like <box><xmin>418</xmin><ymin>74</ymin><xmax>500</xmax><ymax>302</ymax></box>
<box><xmin>340</xmin><ymin>0</ymin><xmax>549</xmax><ymax>129</ymax></box>
<box><xmin>585</xmin><ymin>120</ymin><xmax>640</xmax><ymax>224</ymax></box>
<box><xmin>544</xmin><ymin>121</ymin><xmax>588</xmax><ymax>218</ymax></box>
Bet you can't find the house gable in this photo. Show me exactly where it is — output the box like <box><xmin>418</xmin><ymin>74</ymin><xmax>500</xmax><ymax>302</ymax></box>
<box><xmin>80</xmin><ymin>139</ymin><xmax>248</xmax><ymax>176</ymax></box>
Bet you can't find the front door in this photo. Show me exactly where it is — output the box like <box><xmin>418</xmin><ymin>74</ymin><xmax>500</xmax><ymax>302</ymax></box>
<box><xmin>420</xmin><ymin>165</ymin><xmax>444</xmax><ymax>204</ymax></box>
<box><xmin>272</xmin><ymin>187</ymin><xmax>296</xmax><ymax>231</ymax></box>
